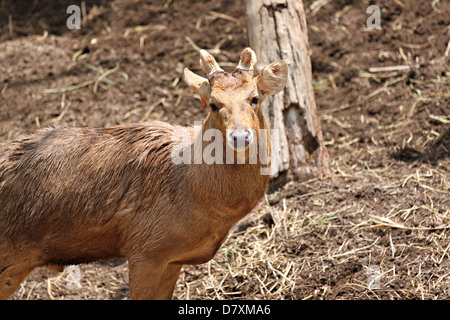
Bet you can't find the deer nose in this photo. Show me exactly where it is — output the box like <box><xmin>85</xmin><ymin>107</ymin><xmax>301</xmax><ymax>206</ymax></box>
<box><xmin>227</xmin><ymin>129</ymin><xmax>253</xmax><ymax>149</ymax></box>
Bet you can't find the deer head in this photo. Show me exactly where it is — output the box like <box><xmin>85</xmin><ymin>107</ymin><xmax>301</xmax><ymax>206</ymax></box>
<box><xmin>184</xmin><ymin>48</ymin><xmax>288</xmax><ymax>155</ymax></box>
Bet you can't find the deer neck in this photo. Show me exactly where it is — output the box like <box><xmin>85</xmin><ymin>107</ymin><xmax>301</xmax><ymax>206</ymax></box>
<box><xmin>182</xmin><ymin>117</ymin><xmax>271</xmax><ymax>215</ymax></box>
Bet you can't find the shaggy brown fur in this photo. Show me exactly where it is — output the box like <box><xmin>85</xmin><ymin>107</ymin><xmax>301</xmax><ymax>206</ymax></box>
<box><xmin>0</xmin><ymin>48</ymin><xmax>287</xmax><ymax>299</ymax></box>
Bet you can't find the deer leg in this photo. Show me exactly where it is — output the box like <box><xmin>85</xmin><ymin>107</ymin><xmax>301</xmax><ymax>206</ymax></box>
<box><xmin>128</xmin><ymin>257</ymin><xmax>168</xmax><ymax>300</ymax></box>
<box><xmin>0</xmin><ymin>263</ymin><xmax>33</xmax><ymax>300</ymax></box>
<box><xmin>155</xmin><ymin>263</ymin><xmax>182</xmax><ymax>299</ymax></box>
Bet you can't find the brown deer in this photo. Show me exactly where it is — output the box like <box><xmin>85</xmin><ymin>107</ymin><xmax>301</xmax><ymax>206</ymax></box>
<box><xmin>0</xmin><ymin>48</ymin><xmax>287</xmax><ymax>299</ymax></box>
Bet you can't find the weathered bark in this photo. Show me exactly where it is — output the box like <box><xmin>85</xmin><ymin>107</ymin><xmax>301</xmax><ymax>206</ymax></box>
<box><xmin>245</xmin><ymin>0</ymin><xmax>330</xmax><ymax>182</ymax></box>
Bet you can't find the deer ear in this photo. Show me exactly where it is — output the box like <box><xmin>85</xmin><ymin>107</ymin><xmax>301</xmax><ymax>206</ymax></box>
<box><xmin>184</xmin><ymin>68</ymin><xmax>211</xmax><ymax>107</ymax></box>
<box><xmin>255</xmin><ymin>60</ymin><xmax>288</xmax><ymax>97</ymax></box>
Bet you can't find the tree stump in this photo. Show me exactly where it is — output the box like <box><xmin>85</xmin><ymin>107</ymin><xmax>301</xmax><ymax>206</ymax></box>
<box><xmin>245</xmin><ymin>0</ymin><xmax>330</xmax><ymax>183</ymax></box>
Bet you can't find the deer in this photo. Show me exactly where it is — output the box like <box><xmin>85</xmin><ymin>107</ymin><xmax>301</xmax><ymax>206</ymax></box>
<box><xmin>0</xmin><ymin>47</ymin><xmax>288</xmax><ymax>300</ymax></box>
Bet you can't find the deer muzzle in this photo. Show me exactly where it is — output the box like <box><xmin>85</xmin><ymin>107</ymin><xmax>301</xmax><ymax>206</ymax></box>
<box><xmin>227</xmin><ymin>128</ymin><xmax>253</xmax><ymax>150</ymax></box>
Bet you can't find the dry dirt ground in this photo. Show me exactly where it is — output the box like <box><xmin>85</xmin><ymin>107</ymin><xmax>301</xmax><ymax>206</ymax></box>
<box><xmin>1</xmin><ymin>0</ymin><xmax>449</xmax><ymax>300</ymax></box>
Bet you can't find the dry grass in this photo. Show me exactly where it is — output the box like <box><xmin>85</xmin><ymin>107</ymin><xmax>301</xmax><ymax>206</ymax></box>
<box><xmin>173</xmin><ymin>157</ymin><xmax>449</xmax><ymax>300</ymax></box>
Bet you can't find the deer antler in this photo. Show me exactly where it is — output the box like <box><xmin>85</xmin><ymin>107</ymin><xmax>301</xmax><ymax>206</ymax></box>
<box><xmin>199</xmin><ymin>49</ymin><xmax>224</xmax><ymax>77</ymax></box>
<box><xmin>235</xmin><ymin>47</ymin><xmax>257</xmax><ymax>72</ymax></box>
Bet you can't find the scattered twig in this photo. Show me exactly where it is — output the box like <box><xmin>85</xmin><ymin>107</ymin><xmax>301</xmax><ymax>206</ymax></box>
<box><xmin>368</xmin><ymin>65</ymin><xmax>414</xmax><ymax>73</ymax></box>
<box><xmin>208</xmin><ymin>11</ymin><xmax>240</xmax><ymax>25</ymax></box>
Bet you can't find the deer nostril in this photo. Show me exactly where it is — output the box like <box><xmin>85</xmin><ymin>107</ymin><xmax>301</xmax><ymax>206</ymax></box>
<box><xmin>228</xmin><ymin>129</ymin><xmax>253</xmax><ymax>148</ymax></box>
<box><xmin>243</xmin><ymin>129</ymin><xmax>252</xmax><ymax>145</ymax></box>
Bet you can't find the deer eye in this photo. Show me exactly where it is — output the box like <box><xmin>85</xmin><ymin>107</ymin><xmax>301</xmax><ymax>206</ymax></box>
<box><xmin>209</xmin><ymin>103</ymin><xmax>219</xmax><ymax>112</ymax></box>
<box><xmin>251</xmin><ymin>96</ymin><xmax>260</xmax><ymax>105</ymax></box>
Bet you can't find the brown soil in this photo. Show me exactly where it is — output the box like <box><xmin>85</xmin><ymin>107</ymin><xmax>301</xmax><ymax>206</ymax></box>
<box><xmin>2</xmin><ymin>0</ymin><xmax>449</xmax><ymax>300</ymax></box>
